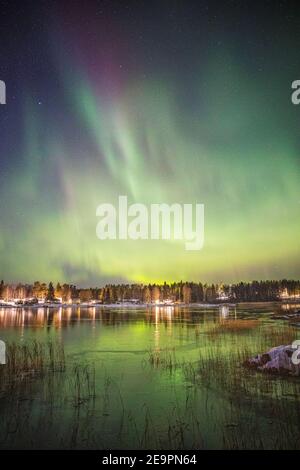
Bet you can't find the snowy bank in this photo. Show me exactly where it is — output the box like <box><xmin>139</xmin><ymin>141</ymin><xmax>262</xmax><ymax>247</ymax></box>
<box><xmin>245</xmin><ymin>344</ymin><xmax>300</xmax><ymax>376</ymax></box>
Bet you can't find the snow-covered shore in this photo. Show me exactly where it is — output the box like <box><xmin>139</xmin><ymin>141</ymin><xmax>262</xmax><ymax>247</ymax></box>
<box><xmin>245</xmin><ymin>344</ymin><xmax>300</xmax><ymax>376</ymax></box>
<box><xmin>0</xmin><ymin>301</ymin><xmax>236</xmax><ymax>309</ymax></box>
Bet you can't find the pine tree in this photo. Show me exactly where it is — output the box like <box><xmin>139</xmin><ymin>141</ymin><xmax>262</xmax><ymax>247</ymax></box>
<box><xmin>46</xmin><ymin>282</ymin><xmax>55</xmax><ymax>301</ymax></box>
<box><xmin>0</xmin><ymin>280</ymin><xmax>4</xmax><ymax>300</ymax></box>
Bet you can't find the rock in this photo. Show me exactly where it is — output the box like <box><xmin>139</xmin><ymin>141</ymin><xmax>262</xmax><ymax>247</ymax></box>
<box><xmin>245</xmin><ymin>345</ymin><xmax>300</xmax><ymax>376</ymax></box>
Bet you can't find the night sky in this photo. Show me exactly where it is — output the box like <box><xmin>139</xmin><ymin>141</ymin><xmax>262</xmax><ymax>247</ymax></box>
<box><xmin>0</xmin><ymin>0</ymin><xmax>299</xmax><ymax>286</ymax></box>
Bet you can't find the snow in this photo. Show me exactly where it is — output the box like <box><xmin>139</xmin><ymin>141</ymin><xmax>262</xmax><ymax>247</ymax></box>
<box><xmin>246</xmin><ymin>345</ymin><xmax>300</xmax><ymax>376</ymax></box>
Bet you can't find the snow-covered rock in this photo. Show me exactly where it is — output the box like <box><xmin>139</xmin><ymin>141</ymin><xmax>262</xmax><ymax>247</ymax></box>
<box><xmin>245</xmin><ymin>345</ymin><xmax>300</xmax><ymax>376</ymax></box>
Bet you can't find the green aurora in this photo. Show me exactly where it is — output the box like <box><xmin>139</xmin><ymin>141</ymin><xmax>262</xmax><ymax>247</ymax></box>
<box><xmin>0</xmin><ymin>5</ymin><xmax>299</xmax><ymax>286</ymax></box>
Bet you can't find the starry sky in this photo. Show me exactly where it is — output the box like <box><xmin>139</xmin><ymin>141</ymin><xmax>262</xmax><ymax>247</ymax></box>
<box><xmin>0</xmin><ymin>0</ymin><xmax>299</xmax><ymax>286</ymax></box>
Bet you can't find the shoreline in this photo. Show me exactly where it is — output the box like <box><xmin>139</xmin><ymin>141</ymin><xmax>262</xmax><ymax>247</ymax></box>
<box><xmin>0</xmin><ymin>300</ymin><xmax>299</xmax><ymax>309</ymax></box>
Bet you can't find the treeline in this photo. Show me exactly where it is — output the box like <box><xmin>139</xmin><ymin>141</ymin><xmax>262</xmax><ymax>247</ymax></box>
<box><xmin>0</xmin><ymin>279</ymin><xmax>300</xmax><ymax>303</ymax></box>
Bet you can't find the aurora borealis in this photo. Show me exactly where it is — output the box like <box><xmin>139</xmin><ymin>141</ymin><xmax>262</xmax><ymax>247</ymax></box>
<box><xmin>0</xmin><ymin>1</ymin><xmax>299</xmax><ymax>286</ymax></box>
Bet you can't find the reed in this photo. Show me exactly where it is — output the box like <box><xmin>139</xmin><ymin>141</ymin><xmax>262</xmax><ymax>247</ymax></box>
<box><xmin>69</xmin><ymin>363</ymin><xmax>96</xmax><ymax>407</ymax></box>
<box><xmin>0</xmin><ymin>340</ymin><xmax>65</xmax><ymax>393</ymax></box>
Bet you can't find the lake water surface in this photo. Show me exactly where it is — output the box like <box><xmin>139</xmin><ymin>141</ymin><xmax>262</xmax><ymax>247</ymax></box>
<box><xmin>0</xmin><ymin>303</ymin><xmax>299</xmax><ymax>449</ymax></box>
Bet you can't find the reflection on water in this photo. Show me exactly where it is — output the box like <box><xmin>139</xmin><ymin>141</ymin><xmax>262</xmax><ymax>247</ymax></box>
<box><xmin>219</xmin><ymin>305</ymin><xmax>230</xmax><ymax>319</ymax></box>
<box><xmin>0</xmin><ymin>303</ymin><xmax>298</xmax><ymax>352</ymax></box>
<box><xmin>0</xmin><ymin>303</ymin><xmax>300</xmax><ymax>449</ymax></box>
<box><xmin>1</xmin><ymin>302</ymin><xmax>297</xmax><ymax>328</ymax></box>
<box><xmin>0</xmin><ymin>305</ymin><xmax>212</xmax><ymax>329</ymax></box>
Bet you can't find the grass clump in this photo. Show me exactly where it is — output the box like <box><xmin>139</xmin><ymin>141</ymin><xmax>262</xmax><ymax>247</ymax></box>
<box><xmin>0</xmin><ymin>340</ymin><xmax>65</xmax><ymax>393</ymax></box>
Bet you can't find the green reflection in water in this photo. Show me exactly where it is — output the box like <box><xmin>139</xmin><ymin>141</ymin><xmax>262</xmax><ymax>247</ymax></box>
<box><xmin>0</xmin><ymin>304</ymin><xmax>299</xmax><ymax>449</ymax></box>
